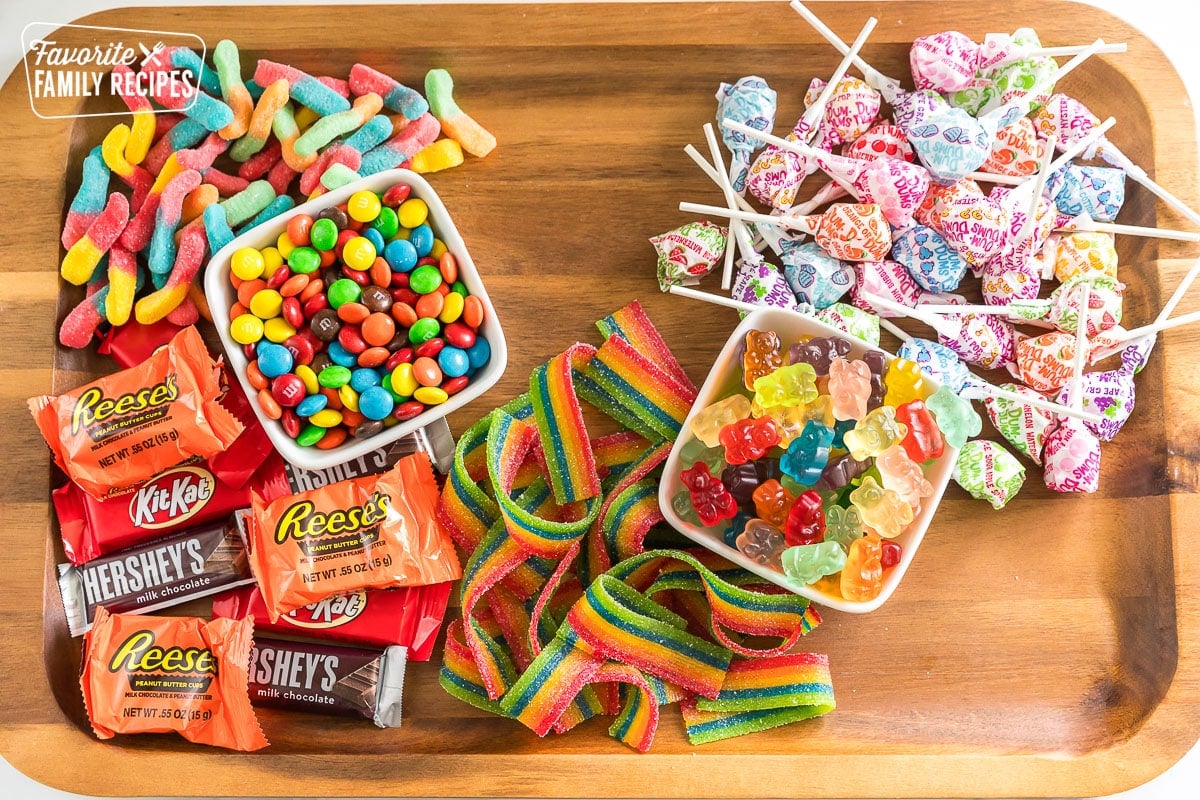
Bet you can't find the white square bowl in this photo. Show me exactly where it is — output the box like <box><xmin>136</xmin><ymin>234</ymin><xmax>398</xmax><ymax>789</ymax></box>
<box><xmin>204</xmin><ymin>168</ymin><xmax>507</xmax><ymax>471</ymax></box>
<box><xmin>658</xmin><ymin>307</ymin><xmax>958</xmax><ymax>613</ymax></box>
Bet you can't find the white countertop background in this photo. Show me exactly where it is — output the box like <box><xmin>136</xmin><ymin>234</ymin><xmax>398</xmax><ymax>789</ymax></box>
<box><xmin>1</xmin><ymin>1</ymin><xmax>1195</xmax><ymax>798</ymax></box>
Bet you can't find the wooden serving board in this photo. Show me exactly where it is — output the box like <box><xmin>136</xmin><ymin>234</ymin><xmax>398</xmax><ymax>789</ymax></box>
<box><xmin>2</xmin><ymin>2</ymin><xmax>1199</xmax><ymax>797</ymax></box>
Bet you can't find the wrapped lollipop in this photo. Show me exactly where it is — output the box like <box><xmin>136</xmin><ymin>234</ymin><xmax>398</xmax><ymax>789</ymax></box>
<box><xmin>980</xmin><ymin>117</ymin><xmax>1045</xmax><ymax>177</ymax></box>
<box><xmin>1055</xmin><ymin>338</ymin><xmax>1149</xmax><ymax>441</ymax></box>
<box><xmin>649</xmin><ymin>220</ymin><xmax>727</xmax><ymax>291</ymax></box>
<box><xmin>746</xmin><ymin>17</ymin><xmax>880</xmax><ymax>210</ymax></box>
<box><xmin>779</xmin><ymin>240</ymin><xmax>855</xmax><ymax>308</ymax></box>
<box><xmin>984</xmin><ymin>383</ymin><xmax>1056</xmax><ymax>463</ymax></box>
<box><xmin>803</xmin><ymin>77</ymin><xmax>882</xmax><ymax>151</ymax></box>
<box><xmin>1041</xmin><ymin>415</ymin><xmax>1102</xmax><ymax>493</ymax></box>
<box><xmin>911</xmin><ymin>28</ymin><xmax>1125</xmax><ymax>95</ymax></box>
<box><xmin>726</xmin><ymin>120</ymin><xmax>930</xmax><ymax>228</ymax></box>
<box><xmin>1045</xmin><ymin>163</ymin><xmax>1126</xmax><ymax>222</ymax></box>
<box><xmin>679</xmin><ymin>201</ymin><xmax>893</xmax><ymax>263</ymax></box>
<box><xmin>842</xmin><ymin>123</ymin><xmax>914</xmax><ymax>163</ymax></box>
<box><xmin>1035</xmin><ymin>94</ymin><xmax>1200</xmax><ymax>228</ymax></box>
<box><xmin>716</xmin><ymin>76</ymin><xmax>777</xmax><ymax>192</ymax></box>
<box><xmin>919</xmin><ymin>273</ymin><xmax>1124</xmax><ymax>337</ymax></box>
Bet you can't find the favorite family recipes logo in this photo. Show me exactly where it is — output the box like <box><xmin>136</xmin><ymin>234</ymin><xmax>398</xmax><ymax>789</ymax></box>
<box><xmin>20</xmin><ymin>22</ymin><xmax>204</xmax><ymax>119</ymax></box>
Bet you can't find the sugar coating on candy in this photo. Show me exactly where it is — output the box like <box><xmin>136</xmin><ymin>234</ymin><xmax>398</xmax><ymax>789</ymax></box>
<box><xmin>254</xmin><ymin>59</ymin><xmax>352</xmax><ymax>116</ymax></box>
<box><xmin>952</xmin><ymin>440</ymin><xmax>1026</xmax><ymax>509</ymax></box>
<box><xmin>61</xmin><ymin>192</ymin><xmax>130</xmax><ymax>286</ymax></box>
<box><xmin>410</xmin><ymin>139</ymin><xmax>464</xmax><ymax>174</ymax></box>
<box><xmin>295</xmin><ymin>93</ymin><xmax>385</xmax><ymax>158</ymax></box>
<box><xmin>213</xmin><ymin>40</ymin><xmax>253</xmax><ymax>141</ymax></box>
<box><xmin>231</xmin><ymin>79</ymin><xmax>290</xmax><ymax>162</ymax></box>
<box><xmin>361</xmin><ymin>112</ymin><xmax>441</xmax><ymax>175</ymax></box>
<box><xmin>424</xmin><ymin>69</ymin><xmax>496</xmax><ymax>158</ymax></box>
<box><xmin>63</xmin><ymin>146</ymin><xmax>111</xmax><ymax>249</ymax></box>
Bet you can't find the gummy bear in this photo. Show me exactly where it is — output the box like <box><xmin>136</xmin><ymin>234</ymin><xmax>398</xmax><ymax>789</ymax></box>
<box><xmin>782</xmin><ymin>540</ymin><xmax>846</xmax><ymax>585</ymax></box>
<box><xmin>680</xmin><ymin>462</ymin><xmax>738</xmax><ymax>527</ymax></box>
<box><xmin>689</xmin><ymin>394</ymin><xmax>752</xmax><ymax>448</ymax></box>
<box><xmin>743</xmin><ymin>329</ymin><xmax>783</xmax><ymax>390</ymax></box>
<box><xmin>828</xmin><ymin>357</ymin><xmax>872</xmax><ymax>421</ymax></box>
<box><xmin>736</xmin><ymin>518</ymin><xmax>787</xmax><ymax>569</ymax></box>
<box><xmin>823</xmin><ymin>503</ymin><xmax>865</xmax><ymax>549</ymax></box>
<box><xmin>718</xmin><ymin>416</ymin><xmax>781</xmax><ymax>465</ymax></box>
<box><xmin>753</xmin><ymin>362</ymin><xmax>818</xmax><ymax>411</ymax></box>
<box><xmin>925</xmin><ymin>385</ymin><xmax>982</xmax><ymax>449</ymax></box>
<box><xmin>789</xmin><ymin>335</ymin><xmax>853</xmax><ymax>375</ymax></box>
<box><xmin>752</xmin><ymin>479</ymin><xmax>795</xmax><ymax>528</ymax></box>
<box><xmin>875</xmin><ymin>445</ymin><xmax>935</xmax><ymax>509</ymax></box>
<box><xmin>679</xmin><ymin>436</ymin><xmax>728</xmax><ymax>474</ymax></box>
<box><xmin>843</xmin><ymin>406</ymin><xmax>908</xmax><ymax>461</ymax></box>
<box><xmin>894</xmin><ymin>399</ymin><xmax>944</xmax><ymax>462</ymax></box>
<box><xmin>780</xmin><ymin>420</ymin><xmax>834</xmax><ymax>485</ymax></box>
<box><xmin>721</xmin><ymin>463</ymin><xmax>761</xmax><ymax>509</ymax></box>
<box><xmin>784</xmin><ymin>489</ymin><xmax>826</xmax><ymax>546</ymax></box>
<box><xmin>671</xmin><ymin>488</ymin><xmax>700</xmax><ymax>525</ymax></box>
<box><xmin>883</xmin><ymin>357</ymin><xmax>932</xmax><ymax>407</ymax></box>
<box><xmin>764</xmin><ymin>402</ymin><xmax>809</xmax><ymax>446</ymax></box>
<box><xmin>863</xmin><ymin>350</ymin><xmax>888</xmax><ymax>410</ymax></box>
<box><xmin>815</xmin><ymin>453</ymin><xmax>872</xmax><ymax>492</ymax></box>
<box><xmin>723</xmin><ymin>510</ymin><xmax>752</xmax><ymax>548</ymax></box>
<box><xmin>880</xmin><ymin>539</ymin><xmax>902</xmax><ymax>570</ymax></box>
<box><xmin>797</xmin><ymin>394</ymin><xmax>837</xmax><ymax>428</ymax></box>
<box><xmin>849</xmin><ymin>475</ymin><xmax>914</xmax><ymax>539</ymax></box>
<box><xmin>841</xmin><ymin>534</ymin><xmax>884</xmax><ymax>601</ymax></box>
<box><xmin>830</xmin><ymin>418</ymin><xmax>855</xmax><ymax>450</ymax></box>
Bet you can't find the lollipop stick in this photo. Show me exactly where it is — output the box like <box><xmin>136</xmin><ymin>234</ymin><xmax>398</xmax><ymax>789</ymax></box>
<box><xmin>1056</xmin><ymin>218</ymin><xmax>1200</xmax><ymax>242</ymax></box>
<box><xmin>1117</xmin><ymin>155</ymin><xmax>1200</xmax><ymax>230</ymax></box>
<box><xmin>964</xmin><ymin>171</ymin><xmax>1026</xmax><ymax>186</ymax></box>
<box><xmin>1070</xmin><ymin>283</ymin><xmax>1091</xmax><ymax>411</ymax></box>
<box><xmin>965</xmin><ymin>117</ymin><xmax>1114</xmax><ymax>188</ymax></box>
<box><xmin>722</xmin><ymin>119</ymin><xmax>861</xmax><ymax>198</ymax></box>
<box><xmin>1007</xmin><ymin>42</ymin><xmax>1127</xmax><ymax>60</ymax></box>
<box><xmin>793</xmin><ymin>180</ymin><xmax>850</xmax><ymax>215</ymax></box>
<box><xmin>788</xmin><ymin>0</ymin><xmax>904</xmax><ymax>100</ymax></box>
<box><xmin>669</xmin><ymin>284</ymin><xmax>773</xmax><ymax>315</ymax></box>
<box><xmin>857</xmin><ymin>290</ymin><xmax>960</xmax><ymax>338</ymax></box>
<box><xmin>1113</xmin><ymin>306</ymin><xmax>1200</xmax><ymax>341</ymax></box>
<box><xmin>914</xmin><ymin>302</ymin><xmax>1043</xmax><ymax>317</ymax></box>
<box><xmin>797</xmin><ymin>16</ymin><xmax>878</xmax><ymax>143</ymax></box>
<box><xmin>960</xmin><ymin>381</ymin><xmax>1104</xmax><ymax>424</ymax></box>
<box><xmin>702</xmin><ymin>122</ymin><xmax>752</xmax><ymax>289</ymax></box>
<box><xmin>877</xmin><ymin>316</ymin><xmax>913</xmax><ymax>343</ymax></box>
<box><xmin>679</xmin><ymin>200</ymin><xmax>807</xmax><ymax>230</ymax></box>
<box><xmin>1157</xmin><ymin>255</ymin><xmax>1200</xmax><ymax>323</ymax></box>
<box><xmin>1013</xmin><ymin>133</ymin><xmax>1057</xmax><ymax>245</ymax></box>
<box><xmin>683</xmin><ymin>143</ymin><xmax>769</xmax><ymax>250</ymax></box>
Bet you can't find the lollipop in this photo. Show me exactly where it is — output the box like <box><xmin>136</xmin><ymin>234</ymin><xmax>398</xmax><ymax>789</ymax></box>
<box><xmin>716</xmin><ymin>76</ymin><xmax>777</xmax><ymax>192</ymax></box>
<box><xmin>679</xmin><ymin>201</ymin><xmax>892</xmax><ymax>263</ymax></box>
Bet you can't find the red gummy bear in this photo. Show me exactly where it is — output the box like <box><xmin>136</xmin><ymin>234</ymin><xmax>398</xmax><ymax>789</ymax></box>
<box><xmin>680</xmin><ymin>462</ymin><xmax>738</xmax><ymax>527</ymax></box>
<box><xmin>784</xmin><ymin>489</ymin><xmax>826</xmax><ymax>546</ymax></box>
<box><xmin>718</xmin><ymin>416</ymin><xmax>781</xmax><ymax>465</ymax></box>
<box><xmin>895</xmin><ymin>399</ymin><xmax>944</xmax><ymax>463</ymax></box>
<box><xmin>880</xmin><ymin>539</ymin><xmax>903</xmax><ymax>570</ymax></box>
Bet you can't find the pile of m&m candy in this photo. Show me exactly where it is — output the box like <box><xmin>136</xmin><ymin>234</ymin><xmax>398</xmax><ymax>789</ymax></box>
<box><xmin>226</xmin><ymin>181</ymin><xmax>491</xmax><ymax>449</ymax></box>
<box><xmin>673</xmin><ymin>327</ymin><xmax>972</xmax><ymax>603</ymax></box>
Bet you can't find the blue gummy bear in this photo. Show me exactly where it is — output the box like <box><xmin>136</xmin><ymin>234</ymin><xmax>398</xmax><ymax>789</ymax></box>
<box><xmin>723</xmin><ymin>510</ymin><xmax>752</xmax><ymax>548</ymax></box>
<box><xmin>831</xmin><ymin>419</ymin><xmax>855</xmax><ymax>450</ymax></box>
<box><xmin>780</xmin><ymin>420</ymin><xmax>834</xmax><ymax>486</ymax></box>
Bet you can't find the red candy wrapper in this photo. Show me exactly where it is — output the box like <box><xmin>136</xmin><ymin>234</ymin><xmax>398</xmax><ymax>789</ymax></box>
<box><xmin>96</xmin><ymin>318</ymin><xmax>186</xmax><ymax>368</ymax></box>
<box><xmin>80</xmin><ymin>607</ymin><xmax>269</xmax><ymax>751</ymax></box>
<box><xmin>29</xmin><ymin>326</ymin><xmax>243</xmax><ymax>499</ymax></box>
<box><xmin>53</xmin><ymin>453</ymin><xmax>290</xmax><ymax>566</ymax></box>
<box><xmin>212</xmin><ymin>582</ymin><xmax>453</xmax><ymax>660</ymax></box>
<box><xmin>246</xmin><ymin>452</ymin><xmax>461</xmax><ymax>622</ymax></box>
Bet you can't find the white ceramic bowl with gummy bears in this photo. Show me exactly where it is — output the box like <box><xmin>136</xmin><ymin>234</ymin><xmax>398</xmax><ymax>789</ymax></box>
<box><xmin>658</xmin><ymin>307</ymin><xmax>959</xmax><ymax>613</ymax></box>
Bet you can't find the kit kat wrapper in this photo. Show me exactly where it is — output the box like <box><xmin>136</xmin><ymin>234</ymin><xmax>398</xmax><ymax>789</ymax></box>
<box><xmin>247</xmin><ymin>637</ymin><xmax>406</xmax><ymax>727</ymax></box>
<box><xmin>246</xmin><ymin>452</ymin><xmax>461</xmax><ymax>622</ymax></box>
<box><xmin>52</xmin><ymin>453</ymin><xmax>290</xmax><ymax>566</ymax></box>
<box><xmin>211</xmin><ymin>582</ymin><xmax>452</xmax><ymax>660</ymax></box>
<box><xmin>58</xmin><ymin>518</ymin><xmax>256</xmax><ymax>637</ymax></box>
<box><xmin>29</xmin><ymin>325</ymin><xmax>243</xmax><ymax>499</ymax></box>
<box><xmin>80</xmin><ymin>607</ymin><xmax>269</xmax><ymax>751</ymax></box>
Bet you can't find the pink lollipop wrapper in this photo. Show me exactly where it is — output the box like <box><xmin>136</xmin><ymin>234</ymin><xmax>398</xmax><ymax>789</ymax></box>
<box><xmin>854</xmin><ymin>157</ymin><xmax>930</xmax><ymax>229</ymax></box>
<box><xmin>1042</xmin><ymin>416</ymin><xmax>1101</xmax><ymax>493</ymax></box>
<box><xmin>983</xmin><ymin>382</ymin><xmax>1055</xmax><ymax>464</ymax></box>
<box><xmin>910</xmin><ymin>30</ymin><xmax>981</xmax><ymax>93</ymax></box>
<box><xmin>852</xmin><ymin>259</ymin><xmax>920</xmax><ymax>315</ymax></box>
<box><xmin>842</xmin><ymin>123</ymin><xmax>913</xmax><ymax>163</ymax></box>
<box><xmin>940</xmin><ymin>313</ymin><xmax>1016</xmax><ymax>370</ymax></box>
<box><xmin>985</xmin><ymin>188</ymin><xmax>1057</xmax><ymax>276</ymax></box>
<box><xmin>935</xmin><ymin>192</ymin><xmax>1007</xmax><ymax>269</ymax></box>
<box><xmin>746</xmin><ymin>131</ymin><xmax>814</xmax><ymax>211</ymax></box>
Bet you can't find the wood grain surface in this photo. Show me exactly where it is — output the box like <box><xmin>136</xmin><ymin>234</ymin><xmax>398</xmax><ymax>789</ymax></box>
<box><xmin>1</xmin><ymin>2</ymin><xmax>1199</xmax><ymax>797</ymax></box>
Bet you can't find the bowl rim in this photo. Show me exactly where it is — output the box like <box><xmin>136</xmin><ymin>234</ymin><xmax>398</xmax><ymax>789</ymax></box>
<box><xmin>203</xmin><ymin>167</ymin><xmax>508</xmax><ymax>471</ymax></box>
<box><xmin>657</xmin><ymin>306</ymin><xmax>958</xmax><ymax>614</ymax></box>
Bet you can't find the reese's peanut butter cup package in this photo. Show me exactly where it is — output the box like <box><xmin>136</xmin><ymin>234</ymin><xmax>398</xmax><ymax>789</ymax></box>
<box><xmin>29</xmin><ymin>326</ymin><xmax>243</xmax><ymax>499</ymax></box>
<box><xmin>246</xmin><ymin>452</ymin><xmax>461</xmax><ymax>622</ymax></box>
<box><xmin>80</xmin><ymin>607</ymin><xmax>268</xmax><ymax>751</ymax></box>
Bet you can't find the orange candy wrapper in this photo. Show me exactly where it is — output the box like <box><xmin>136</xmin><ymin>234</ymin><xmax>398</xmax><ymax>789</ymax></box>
<box><xmin>247</xmin><ymin>452</ymin><xmax>462</xmax><ymax>622</ymax></box>
<box><xmin>29</xmin><ymin>326</ymin><xmax>243</xmax><ymax>499</ymax></box>
<box><xmin>80</xmin><ymin>606</ymin><xmax>268</xmax><ymax>751</ymax></box>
